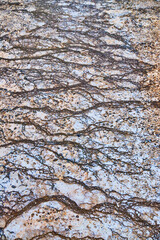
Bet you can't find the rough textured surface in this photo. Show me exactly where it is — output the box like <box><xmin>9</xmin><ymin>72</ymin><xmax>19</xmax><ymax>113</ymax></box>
<box><xmin>0</xmin><ymin>0</ymin><xmax>160</xmax><ymax>239</ymax></box>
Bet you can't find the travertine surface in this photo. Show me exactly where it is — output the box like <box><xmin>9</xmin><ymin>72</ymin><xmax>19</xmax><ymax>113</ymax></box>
<box><xmin>0</xmin><ymin>0</ymin><xmax>160</xmax><ymax>239</ymax></box>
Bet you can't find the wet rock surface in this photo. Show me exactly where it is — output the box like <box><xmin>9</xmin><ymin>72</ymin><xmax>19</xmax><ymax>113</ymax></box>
<box><xmin>0</xmin><ymin>0</ymin><xmax>160</xmax><ymax>239</ymax></box>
